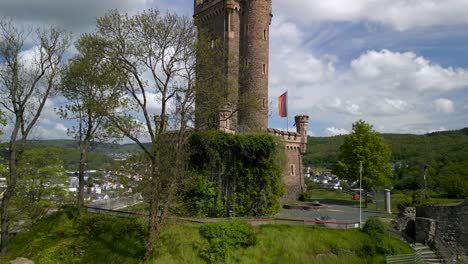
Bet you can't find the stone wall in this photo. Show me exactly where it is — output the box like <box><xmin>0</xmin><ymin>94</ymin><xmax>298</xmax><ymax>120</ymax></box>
<box><xmin>416</xmin><ymin>199</ymin><xmax>468</xmax><ymax>261</ymax></box>
<box><xmin>282</xmin><ymin>146</ymin><xmax>304</xmax><ymax>200</ymax></box>
<box><xmin>268</xmin><ymin>128</ymin><xmax>307</xmax><ymax>200</ymax></box>
<box><xmin>238</xmin><ymin>0</ymin><xmax>272</xmax><ymax>131</ymax></box>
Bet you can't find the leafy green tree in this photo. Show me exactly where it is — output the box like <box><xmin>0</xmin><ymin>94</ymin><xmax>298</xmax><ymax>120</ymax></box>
<box><xmin>59</xmin><ymin>34</ymin><xmax>123</xmax><ymax>208</ymax></box>
<box><xmin>333</xmin><ymin>120</ymin><xmax>392</xmax><ymax>206</ymax></box>
<box><xmin>11</xmin><ymin>147</ymin><xmax>69</xmax><ymax>228</ymax></box>
<box><xmin>91</xmin><ymin>9</ymin><xmax>199</xmax><ymax>257</ymax></box>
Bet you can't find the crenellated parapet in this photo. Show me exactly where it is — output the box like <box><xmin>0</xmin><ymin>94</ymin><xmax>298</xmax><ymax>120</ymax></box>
<box><xmin>267</xmin><ymin>128</ymin><xmax>301</xmax><ymax>143</ymax></box>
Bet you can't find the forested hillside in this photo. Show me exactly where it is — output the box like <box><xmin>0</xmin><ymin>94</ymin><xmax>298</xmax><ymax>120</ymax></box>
<box><xmin>0</xmin><ymin>140</ymin><xmax>141</xmax><ymax>170</ymax></box>
<box><xmin>304</xmin><ymin>128</ymin><xmax>468</xmax><ymax>197</ymax></box>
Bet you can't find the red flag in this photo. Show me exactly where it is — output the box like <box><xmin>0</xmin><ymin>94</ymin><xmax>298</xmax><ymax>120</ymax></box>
<box><xmin>175</xmin><ymin>93</ymin><xmax>182</xmax><ymax>114</ymax></box>
<box><xmin>278</xmin><ymin>92</ymin><xmax>287</xmax><ymax>117</ymax></box>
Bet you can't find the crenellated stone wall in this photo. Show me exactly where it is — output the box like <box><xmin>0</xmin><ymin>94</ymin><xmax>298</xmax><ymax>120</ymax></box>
<box><xmin>267</xmin><ymin>116</ymin><xmax>309</xmax><ymax>200</ymax></box>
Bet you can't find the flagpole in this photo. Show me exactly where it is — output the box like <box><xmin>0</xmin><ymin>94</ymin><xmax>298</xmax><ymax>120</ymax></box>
<box><xmin>286</xmin><ymin>89</ymin><xmax>289</xmax><ymax>132</ymax></box>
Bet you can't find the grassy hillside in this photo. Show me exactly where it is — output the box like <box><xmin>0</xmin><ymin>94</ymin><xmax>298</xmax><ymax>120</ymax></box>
<box><xmin>2</xmin><ymin>210</ymin><xmax>412</xmax><ymax>264</ymax></box>
<box><xmin>304</xmin><ymin>128</ymin><xmax>468</xmax><ymax>196</ymax></box>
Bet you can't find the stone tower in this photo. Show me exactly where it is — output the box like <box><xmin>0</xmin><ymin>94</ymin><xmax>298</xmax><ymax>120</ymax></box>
<box><xmin>295</xmin><ymin>115</ymin><xmax>309</xmax><ymax>153</ymax></box>
<box><xmin>195</xmin><ymin>1</ymin><xmax>309</xmax><ymax>200</ymax></box>
<box><xmin>194</xmin><ymin>0</ymin><xmax>272</xmax><ymax>132</ymax></box>
<box><xmin>239</xmin><ymin>0</ymin><xmax>272</xmax><ymax>131</ymax></box>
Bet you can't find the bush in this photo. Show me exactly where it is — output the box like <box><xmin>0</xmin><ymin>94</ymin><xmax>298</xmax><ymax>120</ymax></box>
<box><xmin>298</xmin><ymin>191</ymin><xmax>312</xmax><ymax>201</ymax></box>
<box><xmin>362</xmin><ymin>217</ymin><xmax>385</xmax><ymax>238</ymax></box>
<box><xmin>197</xmin><ymin>221</ymin><xmax>256</xmax><ymax>263</ymax></box>
<box><xmin>396</xmin><ymin>196</ymin><xmax>414</xmax><ymax>211</ymax></box>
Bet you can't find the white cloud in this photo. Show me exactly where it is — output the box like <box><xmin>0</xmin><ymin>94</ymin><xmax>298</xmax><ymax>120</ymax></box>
<box><xmin>433</xmin><ymin>98</ymin><xmax>455</xmax><ymax>113</ymax></box>
<box><xmin>324</xmin><ymin>127</ymin><xmax>349</xmax><ymax>136</ymax></box>
<box><xmin>350</xmin><ymin>50</ymin><xmax>468</xmax><ymax>93</ymax></box>
<box><xmin>429</xmin><ymin>127</ymin><xmax>448</xmax><ymax>133</ymax></box>
<box><xmin>316</xmin><ymin>97</ymin><xmax>362</xmax><ymax>116</ymax></box>
<box><xmin>276</xmin><ymin>0</ymin><xmax>468</xmax><ymax>31</ymax></box>
<box><xmin>269</xmin><ymin>18</ymin><xmax>468</xmax><ymax>135</ymax></box>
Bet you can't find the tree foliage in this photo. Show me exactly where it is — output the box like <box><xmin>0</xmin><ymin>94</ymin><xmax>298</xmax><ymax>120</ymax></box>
<box><xmin>333</xmin><ymin>120</ymin><xmax>392</xmax><ymax>190</ymax></box>
<box><xmin>90</xmin><ymin>9</ymin><xmax>199</xmax><ymax>257</ymax></box>
<box><xmin>11</xmin><ymin>147</ymin><xmax>69</xmax><ymax>228</ymax></box>
<box><xmin>59</xmin><ymin>33</ymin><xmax>124</xmax><ymax>207</ymax></box>
<box><xmin>305</xmin><ymin>128</ymin><xmax>468</xmax><ymax>198</ymax></box>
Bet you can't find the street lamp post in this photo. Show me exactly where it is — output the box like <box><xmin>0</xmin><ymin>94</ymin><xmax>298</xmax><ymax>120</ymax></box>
<box><xmin>423</xmin><ymin>164</ymin><xmax>429</xmax><ymax>200</ymax></box>
<box><xmin>359</xmin><ymin>161</ymin><xmax>362</xmax><ymax>228</ymax></box>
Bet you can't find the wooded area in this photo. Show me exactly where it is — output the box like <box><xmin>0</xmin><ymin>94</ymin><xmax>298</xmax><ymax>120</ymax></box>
<box><xmin>304</xmin><ymin>128</ymin><xmax>468</xmax><ymax>197</ymax></box>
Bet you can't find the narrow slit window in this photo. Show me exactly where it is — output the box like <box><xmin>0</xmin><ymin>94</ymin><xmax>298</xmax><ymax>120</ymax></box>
<box><xmin>290</xmin><ymin>164</ymin><xmax>295</xmax><ymax>176</ymax></box>
<box><xmin>262</xmin><ymin>64</ymin><xmax>266</xmax><ymax>74</ymax></box>
<box><xmin>230</xmin><ymin>13</ymin><xmax>234</xmax><ymax>32</ymax></box>
<box><xmin>263</xmin><ymin>29</ymin><xmax>267</xmax><ymax>39</ymax></box>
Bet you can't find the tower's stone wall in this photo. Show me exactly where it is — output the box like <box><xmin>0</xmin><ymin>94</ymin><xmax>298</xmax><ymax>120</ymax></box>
<box><xmin>239</xmin><ymin>0</ymin><xmax>272</xmax><ymax>131</ymax></box>
<box><xmin>194</xmin><ymin>0</ymin><xmax>271</xmax><ymax>132</ymax></box>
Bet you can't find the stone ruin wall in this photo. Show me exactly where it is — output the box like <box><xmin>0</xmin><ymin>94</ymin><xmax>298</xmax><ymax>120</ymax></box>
<box><xmin>416</xmin><ymin>199</ymin><xmax>468</xmax><ymax>262</ymax></box>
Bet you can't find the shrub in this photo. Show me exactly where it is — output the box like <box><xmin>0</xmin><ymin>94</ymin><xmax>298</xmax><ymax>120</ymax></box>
<box><xmin>197</xmin><ymin>221</ymin><xmax>256</xmax><ymax>263</ymax></box>
<box><xmin>396</xmin><ymin>197</ymin><xmax>414</xmax><ymax>211</ymax></box>
<box><xmin>362</xmin><ymin>217</ymin><xmax>385</xmax><ymax>238</ymax></box>
<box><xmin>298</xmin><ymin>191</ymin><xmax>312</xmax><ymax>201</ymax></box>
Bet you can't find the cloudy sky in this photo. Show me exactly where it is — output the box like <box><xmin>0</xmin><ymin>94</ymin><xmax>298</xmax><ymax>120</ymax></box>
<box><xmin>1</xmin><ymin>0</ymin><xmax>467</xmax><ymax>139</ymax></box>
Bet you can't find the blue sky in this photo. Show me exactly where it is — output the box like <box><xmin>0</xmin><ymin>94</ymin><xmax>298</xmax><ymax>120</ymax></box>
<box><xmin>1</xmin><ymin>0</ymin><xmax>467</xmax><ymax>139</ymax></box>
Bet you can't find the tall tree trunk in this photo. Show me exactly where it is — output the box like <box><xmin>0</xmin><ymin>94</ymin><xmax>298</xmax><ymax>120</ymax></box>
<box><xmin>1</xmin><ymin>130</ymin><xmax>19</xmax><ymax>255</ymax></box>
<box><xmin>145</xmin><ymin>158</ymin><xmax>159</xmax><ymax>258</ymax></box>
<box><xmin>77</xmin><ymin>140</ymin><xmax>89</xmax><ymax>208</ymax></box>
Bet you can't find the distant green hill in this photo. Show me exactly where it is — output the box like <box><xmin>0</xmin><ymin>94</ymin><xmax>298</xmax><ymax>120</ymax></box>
<box><xmin>0</xmin><ymin>140</ymin><xmax>144</xmax><ymax>171</ymax></box>
<box><xmin>27</xmin><ymin>140</ymin><xmax>145</xmax><ymax>170</ymax></box>
<box><xmin>4</xmin><ymin>128</ymin><xmax>467</xmax><ymax>195</ymax></box>
<box><xmin>304</xmin><ymin>128</ymin><xmax>468</xmax><ymax>196</ymax></box>
<box><xmin>27</xmin><ymin>139</ymin><xmax>143</xmax><ymax>155</ymax></box>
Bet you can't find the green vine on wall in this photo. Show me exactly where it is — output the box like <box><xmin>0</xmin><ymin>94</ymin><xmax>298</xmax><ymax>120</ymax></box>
<box><xmin>185</xmin><ymin>130</ymin><xmax>285</xmax><ymax>217</ymax></box>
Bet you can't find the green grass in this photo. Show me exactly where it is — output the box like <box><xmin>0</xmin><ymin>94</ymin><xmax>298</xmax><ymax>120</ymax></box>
<box><xmin>302</xmin><ymin>189</ymin><xmax>464</xmax><ymax>212</ymax></box>
<box><xmin>2</xmin><ymin>209</ymin><xmax>413</xmax><ymax>264</ymax></box>
<box><xmin>391</xmin><ymin>190</ymin><xmax>464</xmax><ymax>212</ymax></box>
<box><xmin>121</xmin><ymin>201</ymin><xmax>150</xmax><ymax>214</ymax></box>
<box><xmin>301</xmin><ymin>189</ymin><xmax>359</xmax><ymax>206</ymax></box>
